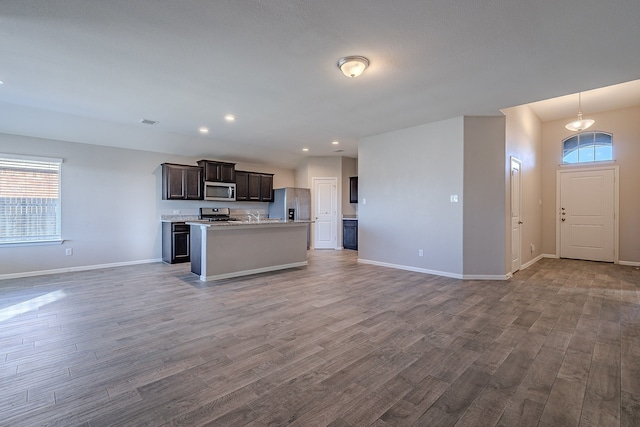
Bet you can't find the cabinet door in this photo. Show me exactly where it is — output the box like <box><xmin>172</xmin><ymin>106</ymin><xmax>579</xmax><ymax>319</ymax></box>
<box><xmin>164</xmin><ymin>165</ymin><xmax>186</xmax><ymax>200</ymax></box>
<box><xmin>235</xmin><ymin>171</ymin><xmax>249</xmax><ymax>201</ymax></box>
<box><xmin>202</xmin><ymin>162</ymin><xmax>221</xmax><ymax>182</ymax></box>
<box><xmin>248</xmin><ymin>173</ymin><xmax>261</xmax><ymax>201</ymax></box>
<box><xmin>173</xmin><ymin>231</ymin><xmax>190</xmax><ymax>262</ymax></box>
<box><xmin>260</xmin><ymin>174</ymin><xmax>273</xmax><ymax>202</ymax></box>
<box><xmin>185</xmin><ymin>167</ymin><xmax>203</xmax><ymax>200</ymax></box>
<box><xmin>220</xmin><ymin>163</ymin><xmax>236</xmax><ymax>183</ymax></box>
<box><xmin>343</xmin><ymin>220</ymin><xmax>358</xmax><ymax>250</ymax></box>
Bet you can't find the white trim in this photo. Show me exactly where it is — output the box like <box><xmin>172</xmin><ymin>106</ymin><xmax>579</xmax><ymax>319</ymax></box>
<box><xmin>543</xmin><ymin>253</ymin><xmax>559</xmax><ymax>259</ymax></box>
<box><xmin>619</xmin><ymin>260</ymin><xmax>640</xmax><ymax>267</ymax></box>
<box><xmin>201</xmin><ymin>261</ymin><xmax>308</xmax><ymax>282</ymax></box>
<box><xmin>556</xmin><ymin>165</ymin><xmax>619</xmax><ymax>263</ymax></box>
<box><xmin>357</xmin><ymin>258</ymin><xmax>511</xmax><ymax>281</ymax></box>
<box><xmin>0</xmin><ymin>152</ymin><xmax>63</xmax><ymax>163</ymax></box>
<box><xmin>0</xmin><ymin>239</ymin><xmax>64</xmax><ymax>248</ymax></box>
<box><xmin>520</xmin><ymin>254</ymin><xmax>544</xmax><ymax>270</ymax></box>
<box><xmin>0</xmin><ymin>258</ymin><xmax>162</xmax><ymax>281</ymax></box>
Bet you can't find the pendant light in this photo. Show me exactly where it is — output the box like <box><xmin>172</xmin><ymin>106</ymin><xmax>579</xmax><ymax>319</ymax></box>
<box><xmin>337</xmin><ymin>56</ymin><xmax>369</xmax><ymax>78</ymax></box>
<box><xmin>565</xmin><ymin>92</ymin><xmax>595</xmax><ymax>131</ymax></box>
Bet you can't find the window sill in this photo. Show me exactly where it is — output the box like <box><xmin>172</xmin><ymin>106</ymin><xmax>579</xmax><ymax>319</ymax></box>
<box><xmin>559</xmin><ymin>160</ymin><xmax>617</xmax><ymax>168</ymax></box>
<box><xmin>0</xmin><ymin>239</ymin><xmax>64</xmax><ymax>248</ymax></box>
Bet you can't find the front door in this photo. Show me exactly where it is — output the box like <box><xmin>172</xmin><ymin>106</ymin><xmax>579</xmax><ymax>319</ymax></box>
<box><xmin>559</xmin><ymin>168</ymin><xmax>615</xmax><ymax>262</ymax></box>
<box><xmin>313</xmin><ymin>178</ymin><xmax>337</xmax><ymax>249</ymax></box>
<box><xmin>511</xmin><ymin>157</ymin><xmax>522</xmax><ymax>273</ymax></box>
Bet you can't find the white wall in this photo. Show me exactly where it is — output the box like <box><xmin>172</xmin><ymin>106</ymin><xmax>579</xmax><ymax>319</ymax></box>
<box><xmin>358</xmin><ymin>117</ymin><xmax>465</xmax><ymax>276</ymax></box>
<box><xmin>503</xmin><ymin>105</ymin><xmax>543</xmax><ymax>270</ymax></box>
<box><xmin>541</xmin><ymin>106</ymin><xmax>640</xmax><ymax>263</ymax></box>
<box><xmin>0</xmin><ymin>133</ymin><xmax>294</xmax><ymax>278</ymax></box>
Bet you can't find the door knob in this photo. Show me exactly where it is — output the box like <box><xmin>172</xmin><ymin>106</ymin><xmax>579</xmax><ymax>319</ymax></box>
<box><xmin>518</xmin><ymin>221</ymin><xmax>523</xmax><ymax>224</ymax></box>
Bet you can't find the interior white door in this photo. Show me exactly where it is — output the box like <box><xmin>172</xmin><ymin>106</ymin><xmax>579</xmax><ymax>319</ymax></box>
<box><xmin>313</xmin><ymin>178</ymin><xmax>337</xmax><ymax>249</ymax></box>
<box><xmin>511</xmin><ymin>158</ymin><xmax>522</xmax><ymax>273</ymax></box>
<box><xmin>560</xmin><ymin>169</ymin><xmax>614</xmax><ymax>262</ymax></box>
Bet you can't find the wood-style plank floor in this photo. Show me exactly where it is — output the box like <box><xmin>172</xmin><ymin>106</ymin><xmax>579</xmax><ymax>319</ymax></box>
<box><xmin>1</xmin><ymin>251</ymin><xmax>639</xmax><ymax>426</ymax></box>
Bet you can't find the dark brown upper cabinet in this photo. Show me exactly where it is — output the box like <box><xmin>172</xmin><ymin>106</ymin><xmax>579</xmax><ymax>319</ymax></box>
<box><xmin>162</xmin><ymin>163</ymin><xmax>203</xmax><ymax>200</ymax></box>
<box><xmin>349</xmin><ymin>176</ymin><xmax>358</xmax><ymax>203</ymax></box>
<box><xmin>197</xmin><ymin>160</ymin><xmax>236</xmax><ymax>183</ymax></box>
<box><xmin>235</xmin><ymin>171</ymin><xmax>273</xmax><ymax>202</ymax></box>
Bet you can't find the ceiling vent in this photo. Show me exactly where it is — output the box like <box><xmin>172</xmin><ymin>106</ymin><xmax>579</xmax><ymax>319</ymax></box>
<box><xmin>334</xmin><ymin>149</ymin><xmax>344</xmax><ymax>153</ymax></box>
<box><xmin>139</xmin><ymin>118</ymin><xmax>159</xmax><ymax>125</ymax></box>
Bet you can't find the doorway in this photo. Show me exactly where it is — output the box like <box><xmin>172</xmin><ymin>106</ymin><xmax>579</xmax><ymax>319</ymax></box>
<box><xmin>557</xmin><ymin>166</ymin><xmax>618</xmax><ymax>262</ymax></box>
<box><xmin>511</xmin><ymin>157</ymin><xmax>522</xmax><ymax>273</ymax></box>
<box><xmin>312</xmin><ymin>177</ymin><xmax>337</xmax><ymax>249</ymax></box>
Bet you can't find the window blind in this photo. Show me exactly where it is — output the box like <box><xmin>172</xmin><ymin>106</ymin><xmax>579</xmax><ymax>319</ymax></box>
<box><xmin>0</xmin><ymin>155</ymin><xmax>62</xmax><ymax>244</ymax></box>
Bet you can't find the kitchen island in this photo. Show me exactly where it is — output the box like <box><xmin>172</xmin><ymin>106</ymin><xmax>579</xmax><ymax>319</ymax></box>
<box><xmin>188</xmin><ymin>220</ymin><xmax>308</xmax><ymax>281</ymax></box>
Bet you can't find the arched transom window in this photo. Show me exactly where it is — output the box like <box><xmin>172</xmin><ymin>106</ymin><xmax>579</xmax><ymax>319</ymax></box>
<box><xmin>562</xmin><ymin>132</ymin><xmax>613</xmax><ymax>164</ymax></box>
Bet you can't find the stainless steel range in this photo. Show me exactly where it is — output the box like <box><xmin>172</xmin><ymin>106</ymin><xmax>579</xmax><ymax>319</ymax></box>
<box><xmin>199</xmin><ymin>207</ymin><xmax>232</xmax><ymax>222</ymax></box>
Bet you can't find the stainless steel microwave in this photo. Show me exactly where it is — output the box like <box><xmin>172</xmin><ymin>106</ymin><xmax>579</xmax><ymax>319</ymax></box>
<box><xmin>203</xmin><ymin>182</ymin><xmax>236</xmax><ymax>201</ymax></box>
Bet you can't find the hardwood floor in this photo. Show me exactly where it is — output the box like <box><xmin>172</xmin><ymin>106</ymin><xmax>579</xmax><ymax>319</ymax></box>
<box><xmin>0</xmin><ymin>251</ymin><xmax>639</xmax><ymax>426</ymax></box>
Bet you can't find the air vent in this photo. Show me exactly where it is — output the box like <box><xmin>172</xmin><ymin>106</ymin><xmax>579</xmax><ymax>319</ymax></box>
<box><xmin>139</xmin><ymin>118</ymin><xmax>159</xmax><ymax>125</ymax></box>
<box><xmin>334</xmin><ymin>149</ymin><xmax>344</xmax><ymax>152</ymax></box>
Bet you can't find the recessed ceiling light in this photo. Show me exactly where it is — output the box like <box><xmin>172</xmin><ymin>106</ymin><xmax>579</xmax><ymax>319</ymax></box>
<box><xmin>199</xmin><ymin>127</ymin><xmax>209</xmax><ymax>134</ymax></box>
<box><xmin>332</xmin><ymin>141</ymin><xmax>340</xmax><ymax>145</ymax></box>
<box><xmin>224</xmin><ymin>115</ymin><xmax>236</xmax><ymax>122</ymax></box>
<box><xmin>0</xmin><ymin>80</ymin><xmax>4</xmax><ymax>85</ymax></box>
<box><xmin>302</xmin><ymin>148</ymin><xmax>309</xmax><ymax>152</ymax></box>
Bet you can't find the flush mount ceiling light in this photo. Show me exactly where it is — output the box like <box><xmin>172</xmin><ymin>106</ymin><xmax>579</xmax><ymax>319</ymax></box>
<box><xmin>565</xmin><ymin>92</ymin><xmax>595</xmax><ymax>132</ymax></box>
<box><xmin>337</xmin><ymin>56</ymin><xmax>369</xmax><ymax>78</ymax></box>
<box><xmin>332</xmin><ymin>141</ymin><xmax>340</xmax><ymax>145</ymax></box>
<box><xmin>224</xmin><ymin>114</ymin><xmax>236</xmax><ymax>122</ymax></box>
<box><xmin>199</xmin><ymin>127</ymin><xmax>209</xmax><ymax>134</ymax></box>
<box><xmin>302</xmin><ymin>148</ymin><xmax>309</xmax><ymax>152</ymax></box>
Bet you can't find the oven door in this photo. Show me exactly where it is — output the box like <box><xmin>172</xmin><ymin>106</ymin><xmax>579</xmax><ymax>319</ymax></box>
<box><xmin>204</xmin><ymin>182</ymin><xmax>236</xmax><ymax>201</ymax></box>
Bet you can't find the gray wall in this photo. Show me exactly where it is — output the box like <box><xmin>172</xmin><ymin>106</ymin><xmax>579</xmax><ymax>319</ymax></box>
<box><xmin>0</xmin><ymin>133</ymin><xmax>294</xmax><ymax>277</ymax></box>
<box><xmin>358</xmin><ymin>115</ymin><xmax>509</xmax><ymax>278</ymax></box>
<box><xmin>463</xmin><ymin>116</ymin><xmax>507</xmax><ymax>276</ymax></box>
<box><xmin>503</xmin><ymin>104</ymin><xmax>543</xmax><ymax>271</ymax></box>
<box><xmin>358</xmin><ymin>117</ymin><xmax>465</xmax><ymax>276</ymax></box>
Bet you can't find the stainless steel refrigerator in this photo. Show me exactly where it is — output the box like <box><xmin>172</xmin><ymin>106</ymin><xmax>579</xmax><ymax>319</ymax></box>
<box><xmin>269</xmin><ymin>187</ymin><xmax>311</xmax><ymax>248</ymax></box>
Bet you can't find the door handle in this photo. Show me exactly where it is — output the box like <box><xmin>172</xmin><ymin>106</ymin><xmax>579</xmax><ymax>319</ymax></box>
<box><xmin>562</xmin><ymin>218</ymin><xmax>566</xmax><ymax>222</ymax></box>
<box><xmin>518</xmin><ymin>221</ymin><xmax>523</xmax><ymax>224</ymax></box>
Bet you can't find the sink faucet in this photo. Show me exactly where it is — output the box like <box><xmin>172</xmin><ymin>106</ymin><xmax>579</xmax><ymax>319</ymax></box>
<box><xmin>247</xmin><ymin>211</ymin><xmax>261</xmax><ymax>222</ymax></box>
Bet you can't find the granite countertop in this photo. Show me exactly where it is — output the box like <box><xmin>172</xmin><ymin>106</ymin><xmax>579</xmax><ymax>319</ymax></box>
<box><xmin>342</xmin><ymin>216</ymin><xmax>358</xmax><ymax>220</ymax></box>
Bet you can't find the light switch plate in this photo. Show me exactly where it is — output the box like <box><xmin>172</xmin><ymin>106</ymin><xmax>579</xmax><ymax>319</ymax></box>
<box><xmin>450</xmin><ymin>195</ymin><xmax>458</xmax><ymax>203</ymax></box>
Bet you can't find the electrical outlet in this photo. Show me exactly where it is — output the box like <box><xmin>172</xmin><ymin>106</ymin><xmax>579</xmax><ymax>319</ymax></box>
<box><xmin>530</xmin><ymin>243</ymin><xmax>535</xmax><ymax>253</ymax></box>
<box><xmin>362</xmin><ymin>198</ymin><xmax>366</xmax><ymax>205</ymax></box>
<box><xmin>65</xmin><ymin>248</ymin><xmax>73</xmax><ymax>256</ymax></box>
<box><xmin>418</xmin><ymin>249</ymin><xmax>424</xmax><ymax>256</ymax></box>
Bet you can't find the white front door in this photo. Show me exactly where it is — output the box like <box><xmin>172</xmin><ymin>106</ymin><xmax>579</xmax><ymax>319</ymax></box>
<box><xmin>313</xmin><ymin>178</ymin><xmax>337</xmax><ymax>249</ymax></box>
<box><xmin>559</xmin><ymin>168</ymin><xmax>615</xmax><ymax>262</ymax></box>
<box><xmin>511</xmin><ymin>157</ymin><xmax>522</xmax><ymax>273</ymax></box>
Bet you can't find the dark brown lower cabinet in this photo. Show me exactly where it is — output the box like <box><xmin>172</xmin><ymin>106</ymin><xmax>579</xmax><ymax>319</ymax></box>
<box><xmin>343</xmin><ymin>219</ymin><xmax>358</xmax><ymax>250</ymax></box>
<box><xmin>162</xmin><ymin>222</ymin><xmax>190</xmax><ymax>263</ymax></box>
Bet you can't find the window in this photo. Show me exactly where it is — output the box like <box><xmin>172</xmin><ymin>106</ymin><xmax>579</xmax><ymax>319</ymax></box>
<box><xmin>0</xmin><ymin>154</ymin><xmax>62</xmax><ymax>245</ymax></box>
<box><xmin>562</xmin><ymin>132</ymin><xmax>612</xmax><ymax>164</ymax></box>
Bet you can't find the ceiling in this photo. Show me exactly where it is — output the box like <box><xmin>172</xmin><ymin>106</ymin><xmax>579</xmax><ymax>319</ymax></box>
<box><xmin>1</xmin><ymin>1</ymin><xmax>639</xmax><ymax>169</ymax></box>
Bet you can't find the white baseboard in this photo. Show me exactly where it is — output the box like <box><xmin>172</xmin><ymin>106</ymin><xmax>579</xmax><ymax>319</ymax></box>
<box><xmin>542</xmin><ymin>253</ymin><xmax>559</xmax><ymax>259</ymax></box>
<box><xmin>520</xmin><ymin>254</ymin><xmax>545</xmax><ymax>270</ymax></box>
<box><xmin>357</xmin><ymin>259</ymin><xmax>510</xmax><ymax>281</ymax></box>
<box><xmin>619</xmin><ymin>260</ymin><xmax>640</xmax><ymax>267</ymax></box>
<box><xmin>0</xmin><ymin>258</ymin><xmax>163</xmax><ymax>281</ymax></box>
<box><xmin>202</xmin><ymin>261</ymin><xmax>308</xmax><ymax>282</ymax></box>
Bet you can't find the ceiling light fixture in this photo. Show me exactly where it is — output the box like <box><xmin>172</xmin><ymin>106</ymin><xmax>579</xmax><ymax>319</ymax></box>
<box><xmin>337</xmin><ymin>56</ymin><xmax>369</xmax><ymax>78</ymax></box>
<box><xmin>565</xmin><ymin>92</ymin><xmax>595</xmax><ymax>132</ymax></box>
<box><xmin>302</xmin><ymin>148</ymin><xmax>309</xmax><ymax>152</ymax></box>
<box><xmin>224</xmin><ymin>114</ymin><xmax>236</xmax><ymax>122</ymax></box>
<box><xmin>332</xmin><ymin>141</ymin><xmax>340</xmax><ymax>145</ymax></box>
<box><xmin>199</xmin><ymin>127</ymin><xmax>209</xmax><ymax>134</ymax></box>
